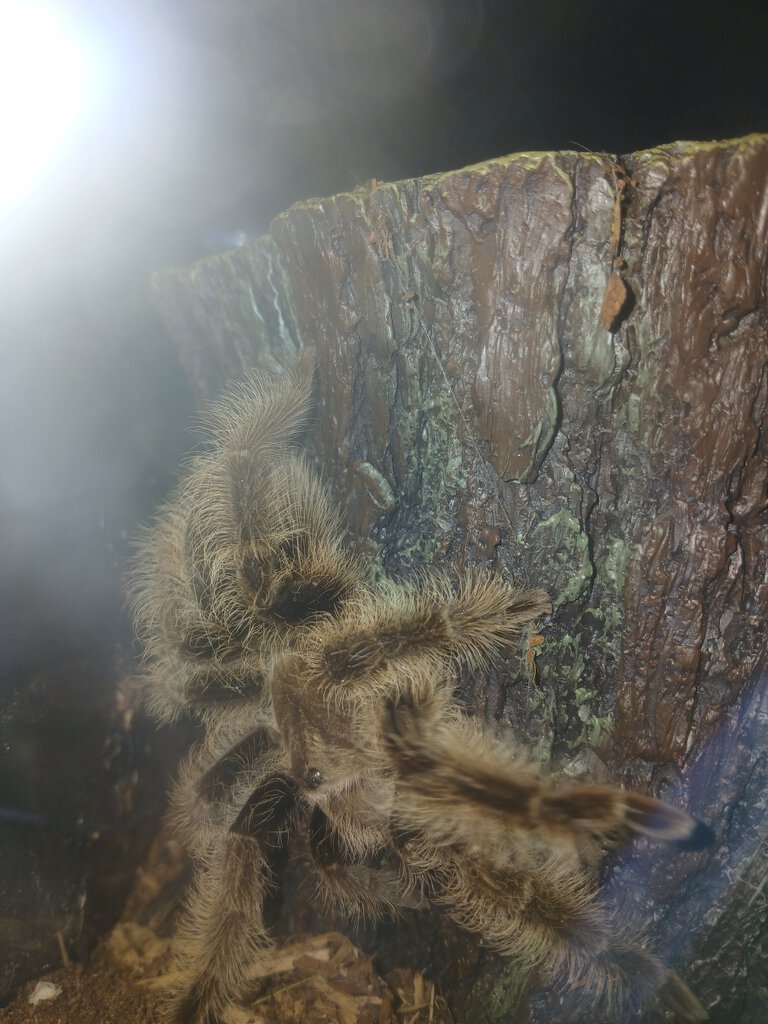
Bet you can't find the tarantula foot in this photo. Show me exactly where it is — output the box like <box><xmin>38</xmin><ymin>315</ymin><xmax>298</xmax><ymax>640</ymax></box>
<box><xmin>165</xmin><ymin>975</ymin><xmax>261</xmax><ymax>1024</ymax></box>
<box><xmin>159</xmin><ymin>980</ymin><xmax>212</xmax><ymax>1024</ymax></box>
<box><xmin>622</xmin><ymin>791</ymin><xmax>701</xmax><ymax>842</ymax></box>
<box><xmin>673</xmin><ymin>818</ymin><xmax>716</xmax><ymax>851</ymax></box>
<box><xmin>660</xmin><ymin>970</ymin><xmax>709</xmax><ymax>1022</ymax></box>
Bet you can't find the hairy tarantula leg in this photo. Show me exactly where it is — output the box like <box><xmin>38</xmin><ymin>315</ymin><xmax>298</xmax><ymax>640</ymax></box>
<box><xmin>308</xmin><ymin>805</ymin><xmax>420</xmax><ymax>920</ymax></box>
<box><xmin>309</xmin><ymin>804</ymin><xmax>357</xmax><ymax>867</ymax></box>
<box><xmin>401</xmin><ymin>833</ymin><xmax>707</xmax><ymax>1022</ymax></box>
<box><xmin>169</xmin><ymin>722</ymin><xmax>289</xmax><ymax>862</ymax></box>
<box><xmin>545</xmin><ymin>940</ymin><xmax>708</xmax><ymax>1022</ymax></box>
<box><xmin>168</xmin><ymin>833</ymin><xmax>273</xmax><ymax>1024</ymax></box>
<box><xmin>196</xmin><ymin>727</ymin><xmax>282</xmax><ymax>805</ymax></box>
<box><xmin>318</xmin><ymin>573</ymin><xmax>551</xmax><ymax>685</ymax></box>
<box><xmin>169</xmin><ymin>775</ymin><xmax>300</xmax><ymax>1024</ymax></box>
<box><xmin>230</xmin><ymin>772</ymin><xmax>300</xmax><ymax>849</ymax></box>
<box><xmin>204</xmin><ymin>352</ymin><xmax>315</xmax><ymax>456</ymax></box>
<box><xmin>184</xmin><ymin>665</ymin><xmax>267</xmax><ymax>712</ymax></box>
<box><xmin>659</xmin><ymin>971</ymin><xmax>709</xmax><ymax>1022</ymax></box>
<box><xmin>308</xmin><ymin>805</ymin><xmax>393</xmax><ymax>872</ymax></box>
<box><xmin>385</xmin><ymin>702</ymin><xmax>707</xmax><ymax>845</ymax></box>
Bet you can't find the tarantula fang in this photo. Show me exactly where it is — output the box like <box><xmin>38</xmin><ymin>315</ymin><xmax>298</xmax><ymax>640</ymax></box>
<box><xmin>130</xmin><ymin>360</ymin><xmax>708</xmax><ymax>1024</ymax></box>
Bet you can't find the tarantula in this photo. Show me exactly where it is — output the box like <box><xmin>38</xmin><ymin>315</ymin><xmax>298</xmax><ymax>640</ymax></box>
<box><xmin>130</xmin><ymin>359</ymin><xmax>707</xmax><ymax>1024</ymax></box>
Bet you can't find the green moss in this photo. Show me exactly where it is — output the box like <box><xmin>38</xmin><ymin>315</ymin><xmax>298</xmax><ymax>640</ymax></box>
<box><xmin>524</xmin><ymin>681</ymin><xmax>558</xmax><ymax>766</ymax></box>
<box><xmin>390</xmin><ymin>369</ymin><xmax>466</xmax><ymax>564</ymax></box>
<box><xmin>570</xmin><ymin>687</ymin><xmax>613</xmax><ymax>749</ymax></box>
<box><xmin>531</xmin><ymin>507</ymin><xmax>593</xmax><ymax>607</ymax></box>
<box><xmin>595</xmin><ymin>538</ymin><xmax>635</xmax><ymax>630</ymax></box>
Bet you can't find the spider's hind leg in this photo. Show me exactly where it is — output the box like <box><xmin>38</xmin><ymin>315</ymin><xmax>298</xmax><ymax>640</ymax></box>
<box><xmin>384</xmin><ymin>700</ymin><xmax>708</xmax><ymax>1022</ymax></box>
<box><xmin>307</xmin><ymin>803</ymin><xmax>417</xmax><ymax>921</ymax></box>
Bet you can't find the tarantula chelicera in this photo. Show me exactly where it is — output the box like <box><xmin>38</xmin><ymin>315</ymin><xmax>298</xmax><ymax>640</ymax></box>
<box><xmin>130</xmin><ymin>359</ymin><xmax>707</xmax><ymax>1024</ymax></box>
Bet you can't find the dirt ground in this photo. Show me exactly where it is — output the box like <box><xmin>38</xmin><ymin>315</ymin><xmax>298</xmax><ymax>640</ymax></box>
<box><xmin>1</xmin><ymin>837</ymin><xmax>453</xmax><ymax>1024</ymax></box>
<box><xmin>1</xmin><ymin>926</ymin><xmax>452</xmax><ymax>1024</ymax></box>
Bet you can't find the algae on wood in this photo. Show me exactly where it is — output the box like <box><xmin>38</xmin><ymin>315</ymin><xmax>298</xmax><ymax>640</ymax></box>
<box><xmin>153</xmin><ymin>134</ymin><xmax>768</xmax><ymax>1023</ymax></box>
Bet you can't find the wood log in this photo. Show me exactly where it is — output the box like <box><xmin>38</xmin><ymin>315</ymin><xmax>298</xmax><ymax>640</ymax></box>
<box><xmin>152</xmin><ymin>134</ymin><xmax>768</xmax><ymax>1023</ymax></box>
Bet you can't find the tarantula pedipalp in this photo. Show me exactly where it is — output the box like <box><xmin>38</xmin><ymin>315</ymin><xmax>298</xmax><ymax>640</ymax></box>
<box><xmin>130</xmin><ymin>360</ymin><xmax>708</xmax><ymax>1024</ymax></box>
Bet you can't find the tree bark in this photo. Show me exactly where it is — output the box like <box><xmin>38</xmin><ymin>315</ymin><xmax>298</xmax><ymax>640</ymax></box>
<box><xmin>152</xmin><ymin>134</ymin><xmax>768</xmax><ymax>1023</ymax></box>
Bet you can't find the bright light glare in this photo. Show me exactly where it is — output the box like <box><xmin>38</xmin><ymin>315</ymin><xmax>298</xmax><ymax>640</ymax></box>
<box><xmin>0</xmin><ymin>3</ymin><xmax>93</xmax><ymax>208</ymax></box>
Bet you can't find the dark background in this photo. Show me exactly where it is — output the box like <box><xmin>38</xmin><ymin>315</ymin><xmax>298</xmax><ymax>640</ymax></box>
<box><xmin>1</xmin><ymin>0</ymin><xmax>766</xmax><ymax>998</ymax></box>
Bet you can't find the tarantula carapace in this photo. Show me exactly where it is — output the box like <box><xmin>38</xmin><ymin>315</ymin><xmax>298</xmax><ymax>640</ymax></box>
<box><xmin>130</xmin><ymin>359</ymin><xmax>707</xmax><ymax>1024</ymax></box>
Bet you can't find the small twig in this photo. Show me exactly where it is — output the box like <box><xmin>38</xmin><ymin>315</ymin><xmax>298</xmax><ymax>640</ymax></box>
<box><xmin>248</xmin><ymin>975</ymin><xmax>311</xmax><ymax>1007</ymax></box>
<box><xmin>56</xmin><ymin>930</ymin><xmax>71</xmax><ymax>968</ymax></box>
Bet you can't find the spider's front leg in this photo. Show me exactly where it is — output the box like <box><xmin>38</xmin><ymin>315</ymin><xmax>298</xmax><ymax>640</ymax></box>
<box><xmin>384</xmin><ymin>697</ymin><xmax>707</xmax><ymax>846</ymax></box>
<box><xmin>309</xmin><ymin>571</ymin><xmax>550</xmax><ymax>699</ymax></box>
<box><xmin>165</xmin><ymin>725</ymin><xmax>299</xmax><ymax>1024</ymax></box>
<box><xmin>168</xmin><ymin>830</ymin><xmax>273</xmax><ymax>1024</ymax></box>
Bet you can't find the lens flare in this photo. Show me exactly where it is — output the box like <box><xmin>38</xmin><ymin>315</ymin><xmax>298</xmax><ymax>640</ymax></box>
<box><xmin>0</xmin><ymin>2</ymin><xmax>94</xmax><ymax>207</ymax></box>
